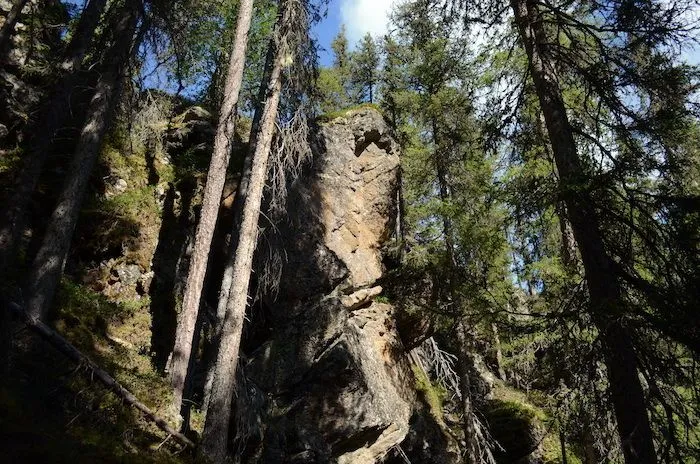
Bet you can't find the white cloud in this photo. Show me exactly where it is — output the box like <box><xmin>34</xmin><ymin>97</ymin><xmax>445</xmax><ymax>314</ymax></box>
<box><xmin>339</xmin><ymin>0</ymin><xmax>394</xmax><ymax>44</ymax></box>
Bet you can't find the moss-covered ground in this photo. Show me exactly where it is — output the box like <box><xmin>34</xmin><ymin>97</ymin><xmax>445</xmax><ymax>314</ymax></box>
<box><xmin>487</xmin><ymin>383</ymin><xmax>583</xmax><ymax>464</ymax></box>
<box><xmin>0</xmin><ymin>122</ymin><xmax>207</xmax><ymax>462</ymax></box>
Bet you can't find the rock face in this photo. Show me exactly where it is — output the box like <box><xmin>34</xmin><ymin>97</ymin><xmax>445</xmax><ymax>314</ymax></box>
<box><xmin>237</xmin><ymin>108</ymin><xmax>412</xmax><ymax>463</ymax></box>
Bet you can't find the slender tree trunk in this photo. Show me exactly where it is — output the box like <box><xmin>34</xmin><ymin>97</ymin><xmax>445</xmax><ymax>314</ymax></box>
<box><xmin>200</xmin><ymin>42</ymin><xmax>276</xmax><ymax>417</ymax></box>
<box><xmin>199</xmin><ymin>11</ymin><xmax>286</xmax><ymax>461</ymax></box>
<box><xmin>0</xmin><ymin>0</ymin><xmax>108</xmax><ymax>272</ymax></box>
<box><xmin>454</xmin><ymin>319</ymin><xmax>478</xmax><ymax>464</ymax></box>
<box><xmin>23</xmin><ymin>2</ymin><xmax>141</xmax><ymax>322</ymax></box>
<box><xmin>582</xmin><ymin>418</ymin><xmax>599</xmax><ymax>464</ymax></box>
<box><xmin>0</xmin><ymin>0</ymin><xmax>30</xmax><ymax>60</ymax></box>
<box><xmin>510</xmin><ymin>0</ymin><xmax>657</xmax><ymax>462</ymax></box>
<box><xmin>167</xmin><ymin>0</ymin><xmax>255</xmax><ymax>418</ymax></box>
<box><xmin>491</xmin><ymin>321</ymin><xmax>506</xmax><ymax>380</ymax></box>
<box><xmin>560</xmin><ymin>430</ymin><xmax>569</xmax><ymax>464</ymax></box>
<box><xmin>61</xmin><ymin>0</ymin><xmax>108</xmax><ymax>72</ymax></box>
<box><xmin>555</xmin><ymin>202</ymin><xmax>577</xmax><ymax>269</ymax></box>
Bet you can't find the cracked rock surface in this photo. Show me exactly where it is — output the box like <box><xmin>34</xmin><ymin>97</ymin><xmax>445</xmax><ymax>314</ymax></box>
<box><xmin>236</xmin><ymin>108</ymin><xmax>412</xmax><ymax>463</ymax></box>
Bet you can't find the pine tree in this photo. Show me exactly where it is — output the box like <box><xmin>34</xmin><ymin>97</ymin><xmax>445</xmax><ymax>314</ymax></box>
<box><xmin>386</xmin><ymin>2</ymin><xmax>506</xmax><ymax>460</ymax></box>
<box><xmin>167</xmin><ymin>0</ymin><xmax>255</xmax><ymax>420</ymax></box>
<box><xmin>317</xmin><ymin>24</ymin><xmax>353</xmax><ymax>112</ymax></box>
<box><xmin>331</xmin><ymin>24</ymin><xmax>349</xmax><ymax>75</ymax></box>
<box><xmin>445</xmin><ymin>0</ymin><xmax>700</xmax><ymax>457</ymax></box>
<box><xmin>24</xmin><ymin>0</ymin><xmax>143</xmax><ymax>322</ymax></box>
<box><xmin>351</xmin><ymin>32</ymin><xmax>379</xmax><ymax>103</ymax></box>
<box><xmin>0</xmin><ymin>0</ymin><xmax>108</xmax><ymax>272</ymax></box>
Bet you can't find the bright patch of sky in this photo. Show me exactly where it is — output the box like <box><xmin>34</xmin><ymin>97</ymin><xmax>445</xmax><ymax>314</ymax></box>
<box><xmin>313</xmin><ymin>0</ymin><xmax>394</xmax><ymax>66</ymax></box>
<box><xmin>339</xmin><ymin>0</ymin><xmax>393</xmax><ymax>42</ymax></box>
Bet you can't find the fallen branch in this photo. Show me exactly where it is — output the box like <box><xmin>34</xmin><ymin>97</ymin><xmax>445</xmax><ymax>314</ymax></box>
<box><xmin>5</xmin><ymin>301</ymin><xmax>195</xmax><ymax>448</ymax></box>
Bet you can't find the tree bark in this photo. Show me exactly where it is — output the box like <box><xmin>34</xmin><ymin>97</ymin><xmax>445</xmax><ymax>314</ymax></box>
<box><xmin>200</xmin><ymin>42</ymin><xmax>276</xmax><ymax>417</ymax></box>
<box><xmin>0</xmin><ymin>0</ymin><xmax>107</xmax><ymax>272</ymax></box>
<box><xmin>454</xmin><ymin>319</ymin><xmax>478</xmax><ymax>464</ymax></box>
<box><xmin>24</xmin><ymin>1</ymin><xmax>141</xmax><ymax>322</ymax></box>
<box><xmin>167</xmin><ymin>0</ymin><xmax>255</xmax><ymax>418</ymax></box>
<box><xmin>509</xmin><ymin>0</ymin><xmax>657</xmax><ymax>462</ymax></box>
<box><xmin>4</xmin><ymin>300</ymin><xmax>194</xmax><ymax>448</ymax></box>
<box><xmin>491</xmin><ymin>321</ymin><xmax>506</xmax><ymax>380</ymax></box>
<box><xmin>0</xmin><ymin>0</ymin><xmax>30</xmax><ymax>60</ymax></box>
<box><xmin>560</xmin><ymin>430</ymin><xmax>569</xmax><ymax>464</ymax></box>
<box><xmin>61</xmin><ymin>0</ymin><xmax>108</xmax><ymax>72</ymax></box>
<box><xmin>198</xmin><ymin>10</ymin><xmax>286</xmax><ymax>461</ymax></box>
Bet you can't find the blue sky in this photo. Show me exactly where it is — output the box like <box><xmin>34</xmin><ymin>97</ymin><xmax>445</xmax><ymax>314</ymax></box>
<box><xmin>312</xmin><ymin>1</ymin><xmax>699</xmax><ymax>66</ymax></box>
<box><xmin>313</xmin><ymin>0</ymin><xmax>394</xmax><ymax>66</ymax></box>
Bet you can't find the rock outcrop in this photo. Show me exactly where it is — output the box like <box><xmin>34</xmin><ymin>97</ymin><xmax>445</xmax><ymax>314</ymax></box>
<box><xmin>236</xmin><ymin>108</ymin><xmax>413</xmax><ymax>463</ymax></box>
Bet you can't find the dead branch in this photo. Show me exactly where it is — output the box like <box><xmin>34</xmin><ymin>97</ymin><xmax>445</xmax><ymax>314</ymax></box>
<box><xmin>5</xmin><ymin>300</ymin><xmax>195</xmax><ymax>449</ymax></box>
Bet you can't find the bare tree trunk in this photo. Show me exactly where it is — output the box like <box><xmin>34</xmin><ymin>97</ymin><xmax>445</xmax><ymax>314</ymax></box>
<box><xmin>582</xmin><ymin>418</ymin><xmax>599</xmax><ymax>464</ymax></box>
<box><xmin>24</xmin><ymin>2</ymin><xmax>141</xmax><ymax>322</ymax></box>
<box><xmin>0</xmin><ymin>0</ymin><xmax>30</xmax><ymax>59</ymax></box>
<box><xmin>200</xmin><ymin>41</ymin><xmax>277</xmax><ymax>418</ymax></box>
<box><xmin>555</xmin><ymin>202</ymin><xmax>577</xmax><ymax>269</ymax></box>
<box><xmin>560</xmin><ymin>430</ymin><xmax>569</xmax><ymax>464</ymax></box>
<box><xmin>61</xmin><ymin>0</ymin><xmax>108</xmax><ymax>72</ymax></box>
<box><xmin>0</xmin><ymin>0</ymin><xmax>108</xmax><ymax>272</ymax></box>
<box><xmin>510</xmin><ymin>0</ymin><xmax>656</xmax><ymax>462</ymax></box>
<box><xmin>167</xmin><ymin>0</ymin><xmax>255</xmax><ymax>418</ymax></box>
<box><xmin>491</xmin><ymin>321</ymin><xmax>506</xmax><ymax>380</ymax></box>
<box><xmin>454</xmin><ymin>319</ymin><xmax>478</xmax><ymax>464</ymax></box>
<box><xmin>198</xmin><ymin>12</ymin><xmax>286</xmax><ymax>461</ymax></box>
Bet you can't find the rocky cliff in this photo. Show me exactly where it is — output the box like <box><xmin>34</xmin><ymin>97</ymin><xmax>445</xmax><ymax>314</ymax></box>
<box><xmin>236</xmin><ymin>108</ymin><xmax>552</xmax><ymax>464</ymax></box>
<box><xmin>2</xmin><ymin>99</ymin><xmax>553</xmax><ymax>462</ymax></box>
<box><xmin>233</xmin><ymin>108</ymin><xmax>416</xmax><ymax>463</ymax></box>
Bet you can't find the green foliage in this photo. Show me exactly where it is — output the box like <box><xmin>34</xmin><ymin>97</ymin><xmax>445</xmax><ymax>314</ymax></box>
<box><xmin>331</xmin><ymin>25</ymin><xmax>350</xmax><ymax>71</ymax></box>
<box><xmin>315</xmin><ymin>102</ymin><xmax>382</xmax><ymax>123</ymax></box>
<box><xmin>315</xmin><ymin>67</ymin><xmax>349</xmax><ymax>114</ymax></box>
<box><xmin>0</xmin><ymin>147</ymin><xmax>23</xmax><ymax>178</ymax></box>
<box><xmin>350</xmin><ymin>33</ymin><xmax>379</xmax><ymax>103</ymax></box>
<box><xmin>316</xmin><ymin>26</ymin><xmax>369</xmax><ymax>112</ymax></box>
<box><xmin>373</xmin><ymin>295</ymin><xmax>391</xmax><ymax>304</ymax></box>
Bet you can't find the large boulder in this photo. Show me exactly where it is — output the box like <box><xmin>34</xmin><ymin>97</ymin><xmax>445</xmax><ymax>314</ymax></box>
<box><xmin>237</xmin><ymin>108</ymin><xmax>411</xmax><ymax>463</ymax></box>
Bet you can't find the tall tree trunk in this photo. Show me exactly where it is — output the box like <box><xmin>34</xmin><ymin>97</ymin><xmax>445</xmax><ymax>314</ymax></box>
<box><xmin>200</xmin><ymin>42</ymin><xmax>276</xmax><ymax>417</ymax></box>
<box><xmin>510</xmin><ymin>0</ymin><xmax>657</xmax><ymax>462</ymax></box>
<box><xmin>454</xmin><ymin>319</ymin><xmax>478</xmax><ymax>464</ymax></box>
<box><xmin>0</xmin><ymin>0</ymin><xmax>108</xmax><ymax>272</ymax></box>
<box><xmin>199</xmin><ymin>10</ymin><xmax>286</xmax><ymax>461</ymax></box>
<box><xmin>61</xmin><ymin>0</ymin><xmax>108</xmax><ymax>72</ymax></box>
<box><xmin>167</xmin><ymin>0</ymin><xmax>255</xmax><ymax>419</ymax></box>
<box><xmin>0</xmin><ymin>0</ymin><xmax>30</xmax><ymax>60</ymax></box>
<box><xmin>560</xmin><ymin>430</ymin><xmax>569</xmax><ymax>464</ymax></box>
<box><xmin>491</xmin><ymin>321</ymin><xmax>506</xmax><ymax>380</ymax></box>
<box><xmin>23</xmin><ymin>1</ymin><xmax>141</xmax><ymax>322</ymax></box>
<box><xmin>431</xmin><ymin>118</ymin><xmax>479</xmax><ymax>464</ymax></box>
